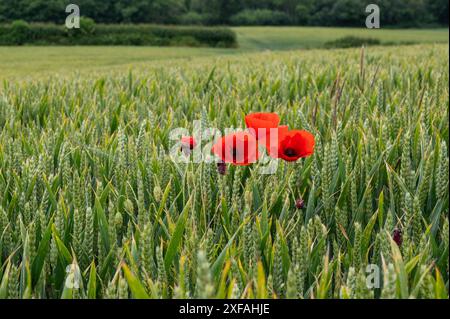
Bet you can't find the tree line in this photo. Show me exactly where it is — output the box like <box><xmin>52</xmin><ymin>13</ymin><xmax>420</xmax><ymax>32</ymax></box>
<box><xmin>0</xmin><ymin>0</ymin><xmax>448</xmax><ymax>26</ymax></box>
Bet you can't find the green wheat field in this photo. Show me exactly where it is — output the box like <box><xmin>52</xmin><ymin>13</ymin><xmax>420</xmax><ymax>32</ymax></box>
<box><xmin>0</xmin><ymin>28</ymin><xmax>448</xmax><ymax>299</ymax></box>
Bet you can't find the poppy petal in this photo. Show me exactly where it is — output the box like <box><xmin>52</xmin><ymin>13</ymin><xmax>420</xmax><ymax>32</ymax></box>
<box><xmin>212</xmin><ymin>132</ymin><xmax>259</xmax><ymax>166</ymax></box>
<box><xmin>245</xmin><ymin>113</ymin><xmax>280</xmax><ymax>140</ymax></box>
<box><xmin>276</xmin><ymin>130</ymin><xmax>315</xmax><ymax>162</ymax></box>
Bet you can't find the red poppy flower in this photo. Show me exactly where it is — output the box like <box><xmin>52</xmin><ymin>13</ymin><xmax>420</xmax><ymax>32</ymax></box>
<box><xmin>273</xmin><ymin>130</ymin><xmax>315</xmax><ymax>162</ymax></box>
<box><xmin>181</xmin><ymin>136</ymin><xmax>197</xmax><ymax>150</ymax></box>
<box><xmin>265</xmin><ymin>125</ymin><xmax>289</xmax><ymax>156</ymax></box>
<box><xmin>212</xmin><ymin>132</ymin><xmax>259</xmax><ymax>166</ymax></box>
<box><xmin>245</xmin><ymin>113</ymin><xmax>280</xmax><ymax>140</ymax></box>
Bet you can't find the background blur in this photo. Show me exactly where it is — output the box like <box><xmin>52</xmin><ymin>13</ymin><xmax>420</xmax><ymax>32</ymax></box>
<box><xmin>0</xmin><ymin>0</ymin><xmax>448</xmax><ymax>27</ymax></box>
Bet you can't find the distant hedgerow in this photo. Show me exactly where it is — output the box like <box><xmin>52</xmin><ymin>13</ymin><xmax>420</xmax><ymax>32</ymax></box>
<box><xmin>0</xmin><ymin>21</ymin><xmax>238</xmax><ymax>48</ymax></box>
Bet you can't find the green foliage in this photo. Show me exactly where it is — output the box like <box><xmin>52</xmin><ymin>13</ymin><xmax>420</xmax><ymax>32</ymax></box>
<box><xmin>9</xmin><ymin>20</ymin><xmax>31</xmax><ymax>45</ymax></box>
<box><xmin>0</xmin><ymin>22</ymin><xmax>237</xmax><ymax>48</ymax></box>
<box><xmin>0</xmin><ymin>0</ymin><xmax>447</xmax><ymax>26</ymax></box>
<box><xmin>230</xmin><ymin>10</ymin><xmax>290</xmax><ymax>26</ymax></box>
<box><xmin>0</xmin><ymin>44</ymin><xmax>448</xmax><ymax>299</ymax></box>
<box><xmin>324</xmin><ymin>36</ymin><xmax>381</xmax><ymax>49</ymax></box>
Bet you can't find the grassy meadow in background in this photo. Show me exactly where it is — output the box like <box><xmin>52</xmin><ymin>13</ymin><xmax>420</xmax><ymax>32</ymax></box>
<box><xmin>0</xmin><ymin>26</ymin><xmax>448</xmax><ymax>80</ymax></box>
<box><xmin>0</xmin><ymin>27</ymin><xmax>448</xmax><ymax>299</ymax></box>
<box><xmin>233</xmin><ymin>27</ymin><xmax>449</xmax><ymax>50</ymax></box>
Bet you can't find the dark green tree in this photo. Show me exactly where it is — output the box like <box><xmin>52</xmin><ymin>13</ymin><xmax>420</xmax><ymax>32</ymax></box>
<box><xmin>0</xmin><ymin>0</ymin><xmax>447</xmax><ymax>26</ymax></box>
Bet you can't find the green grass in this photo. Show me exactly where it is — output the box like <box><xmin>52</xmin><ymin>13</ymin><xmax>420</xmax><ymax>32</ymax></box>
<box><xmin>1</xmin><ymin>27</ymin><xmax>448</xmax><ymax>81</ymax></box>
<box><xmin>0</xmin><ymin>46</ymin><xmax>234</xmax><ymax>81</ymax></box>
<box><xmin>233</xmin><ymin>27</ymin><xmax>449</xmax><ymax>50</ymax></box>
<box><xmin>0</xmin><ymin>43</ymin><xmax>448</xmax><ymax>299</ymax></box>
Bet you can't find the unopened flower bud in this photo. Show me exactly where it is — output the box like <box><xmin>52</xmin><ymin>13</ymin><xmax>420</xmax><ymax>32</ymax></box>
<box><xmin>217</xmin><ymin>161</ymin><xmax>227</xmax><ymax>175</ymax></box>
<box><xmin>392</xmin><ymin>228</ymin><xmax>403</xmax><ymax>247</ymax></box>
<box><xmin>295</xmin><ymin>198</ymin><xmax>305</xmax><ymax>209</ymax></box>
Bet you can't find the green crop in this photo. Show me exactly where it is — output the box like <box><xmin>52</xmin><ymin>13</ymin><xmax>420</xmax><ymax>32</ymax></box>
<box><xmin>0</xmin><ymin>44</ymin><xmax>448</xmax><ymax>299</ymax></box>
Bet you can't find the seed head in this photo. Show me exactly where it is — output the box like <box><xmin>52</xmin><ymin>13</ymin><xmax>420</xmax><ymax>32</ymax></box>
<box><xmin>153</xmin><ymin>185</ymin><xmax>162</xmax><ymax>202</ymax></box>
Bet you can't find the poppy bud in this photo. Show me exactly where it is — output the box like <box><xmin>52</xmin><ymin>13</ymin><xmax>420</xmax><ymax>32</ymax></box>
<box><xmin>392</xmin><ymin>228</ymin><xmax>403</xmax><ymax>247</ymax></box>
<box><xmin>295</xmin><ymin>198</ymin><xmax>305</xmax><ymax>209</ymax></box>
<box><xmin>217</xmin><ymin>161</ymin><xmax>227</xmax><ymax>175</ymax></box>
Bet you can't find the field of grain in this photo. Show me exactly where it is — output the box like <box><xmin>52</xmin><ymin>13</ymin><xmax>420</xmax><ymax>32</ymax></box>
<box><xmin>233</xmin><ymin>27</ymin><xmax>449</xmax><ymax>50</ymax></box>
<box><xmin>0</xmin><ymin>35</ymin><xmax>448</xmax><ymax>298</ymax></box>
<box><xmin>0</xmin><ymin>27</ymin><xmax>447</xmax><ymax>80</ymax></box>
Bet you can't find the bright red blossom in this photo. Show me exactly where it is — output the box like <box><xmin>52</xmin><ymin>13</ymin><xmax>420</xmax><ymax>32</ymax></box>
<box><xmin>274</xmin><ymin>130</ymin><xmax>315</xmax><ymax>162</ymax></box>
<box><xmin>245</xmin><ymin>113</ymin><xmax>280</xmax><ymax>140</ymax></box>
<box><xmin>212</xmin><ymin>132</ymin><xmax>259</xmax><ymax>166</ymax></box>
<box><xmin>265</xmin><ymin>125</ymin><xmax>289</xmax><ymax>156</ymax></box>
